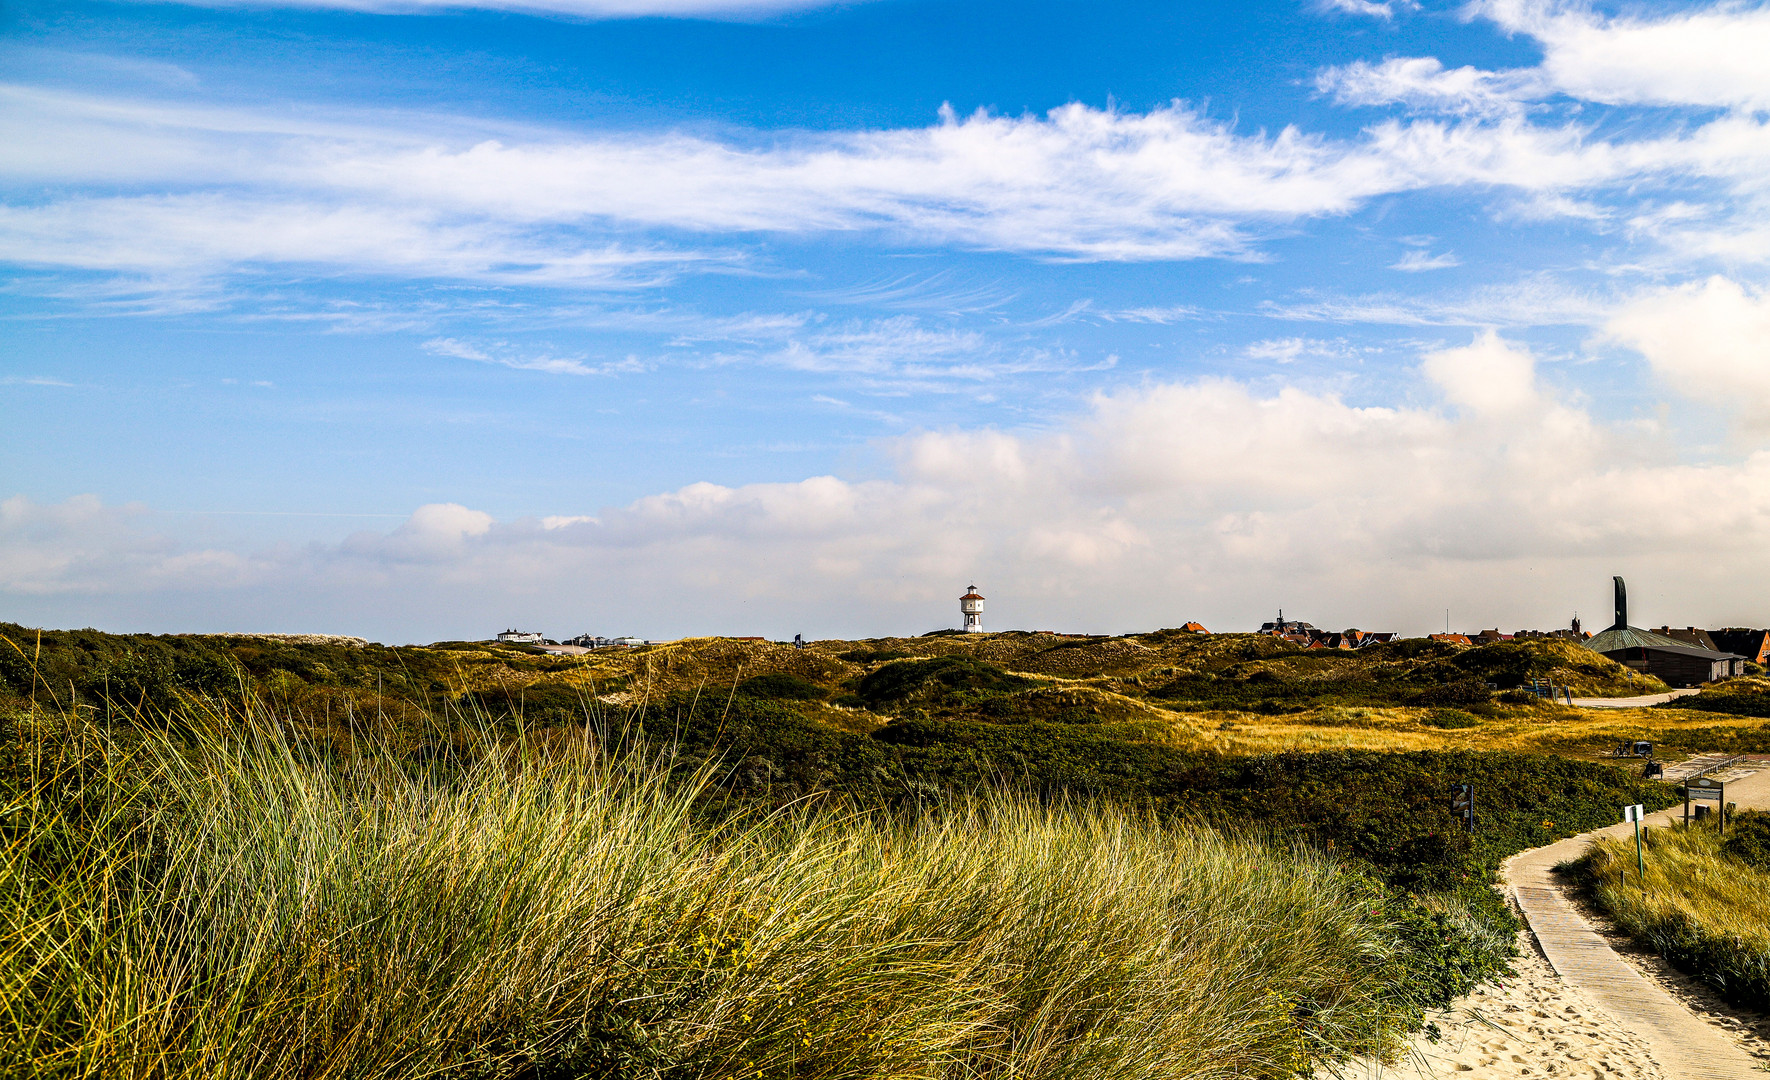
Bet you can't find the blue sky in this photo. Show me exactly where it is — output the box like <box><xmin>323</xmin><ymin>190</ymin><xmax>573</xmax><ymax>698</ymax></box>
<box><xmin>7</xmin><ymin>0</ymin><xmax>1770</xmax><ymax>642</ymax></box>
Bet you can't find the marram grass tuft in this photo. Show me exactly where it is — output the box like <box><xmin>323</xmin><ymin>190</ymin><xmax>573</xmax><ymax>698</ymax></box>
<box><xmin>2</xmin><ymin>700</ymin><xmax>1424</xmax><ymax>1080</ymax></box>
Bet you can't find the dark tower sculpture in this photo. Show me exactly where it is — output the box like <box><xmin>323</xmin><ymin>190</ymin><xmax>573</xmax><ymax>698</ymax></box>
<box><xmin>1612</xmin><ymin>575</ymin><xmax>1628</xmax><ymax>631</ymax></box>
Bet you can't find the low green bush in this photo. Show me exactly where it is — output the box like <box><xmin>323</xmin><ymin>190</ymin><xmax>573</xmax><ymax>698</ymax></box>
<box><xmin>854</xmin><ymin>656</ymin><xmax>1036</xmax><ymax>709</ymax></box>
<box><xmin>1408</xmin><ymin>680</ymin><xmax>1492</xmax><ymax>708</ymax></box>
<box><xmin>1639</xmin><ymin>724</ymin><xmax>1770</xmax><ymax>753</ymax></box>
<box><xmin>738</xmin><ymin>673</ymin><xmax>826</xmax><ymax>700</ymax></box>
<box><xmin>837</xmin><ymin>648</ymin><xmax>911</xmax><ymax>665</ymax></box>
<box><xmin>1665</xmin><ymin>679</ymin><xmax>1770</xmax><ymax>718</ymax></box>
<box><xmin>1722</xmin><ymin>810</ymin><xmax>1770</xmax><ymax>871</ymax></box>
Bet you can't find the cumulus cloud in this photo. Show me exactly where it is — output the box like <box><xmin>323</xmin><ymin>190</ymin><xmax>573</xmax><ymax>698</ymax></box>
<box><xmin>1420</xmin><ymin>330</ymin><xmax>1541</xmax><ymax>417</ymax></box>
<box><xmin>12</xmin><ymin>339</ymin><xmax>1770</xmax><ymax>638</ymax></box>
<box><xmin>0</xmin><ymin>495</ymin><xmax>263</xmax><ymax>596</ymax></box>
<box><xmin>1476</xmin><ymin>0</ymin><xmax>1770</xmax><ymax>111</ymax></box>
<box><xmin>1607</xmin><ymin>276</ymin><xmax>1770</xmax><ymax>432</ymax></box>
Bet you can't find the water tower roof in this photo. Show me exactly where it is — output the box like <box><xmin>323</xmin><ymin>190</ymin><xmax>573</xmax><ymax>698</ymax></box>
<box><xmin>961</xmin><ymin>585</ymin><xmax>985</xmax><ymax>600</ymax></box>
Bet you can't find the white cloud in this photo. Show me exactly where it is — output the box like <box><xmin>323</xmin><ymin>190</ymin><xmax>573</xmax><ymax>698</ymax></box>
<box><xmin>1420</xmin><ymin>330</ymin><xmax>1541</xmax><ymax>417</ymax></box>
<box><xmin>1241</xmin><ymin>337</ymin><xmax>1362</xmax><ymax>364</ymax></box>
<box><xmin>0</xmin><ymin>495</ymin><xmax>264</xmax><ymax>596</ymax></box>
<box><xmin>1390</xmin><ymin>249</ymin><xmax>1460</xmax><ymax>272</ymax></box>
<box><xmin>14</xmin><ymin>7</ymin><xmax>1770</xmax><ymax>301</ymax></box>
<box><xmin>421</xmin><ymin>337</ymin><xmax>647</xmax><ymax>376</ymax></box>
<box><xmin>1607</xmin><ymin>275</ymin><xmax>1770</xmax><ymax>432</ymax></box>
<box><xmin>417</xmin><ymin>312</ymin><xmax>1100</xmax><ymax>389</ymax></box>
<box><xmin>0</xmin><ymin>376</ymin><xmax>81</xmax><ymax>387</ymax></box>
<box><xmin>13</xmin><ymin>342</ymin><xmax>1770</xmax><ymax>638</ymax></box>
<box><xmin>1476</xmin><ymin>0</ymin><xmax>1770</xmax><ymax>111</ymax></box>
<box><xmin>0</xmin><ymin>195</ymin><xmax>702</xmax><ymax>288</ymax></box>
<box><xmin>729</xmin><ymin>317</ymin><xmax>1103</xmax><ymax>386</ymax></box>
<box><xmin>1264</xmin><ymin>275</ymin><xmax>1616</xmax><ymax>327</ymax></box>
<box><xmin>1244</xmin><ymin>338</ymin><xmax>1307</xmax><ymax>364</ymax></box>
<box><xmin>8</xmin><ymin>88</ymin><xmax>1399</xmax><ymax>270</ymax></box>
<box><xmin>17</xmin><ymin>79</ymin><xmax>1770</xmax><ymax>291</ymax></box>
<box><xmin>1318</xmin><ymin>0</ymin><xmax>1407</xmax><ymax>18</ymax></box>
<box><xmin>1101</xmin><ymin>304</ymin><xmax>1199</xmax><ymax>325</ymax></box>
<box><xmin>1318</xmin><ymin>57</ymin><xmax>1541</xmax><ymax>116</ymax></box>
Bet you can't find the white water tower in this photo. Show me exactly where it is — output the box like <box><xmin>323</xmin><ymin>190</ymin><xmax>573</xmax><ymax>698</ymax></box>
<box><xmin>960</xmin><ymin>584</ymin><xmax>985</xmax><ymax>633</ymax></box>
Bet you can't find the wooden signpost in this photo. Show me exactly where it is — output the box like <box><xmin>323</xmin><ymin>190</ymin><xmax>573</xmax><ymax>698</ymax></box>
<box><xmin>1686</xmin><ymin>776</ymin><xmax>1726</xmax><ymax>832</ymax></box>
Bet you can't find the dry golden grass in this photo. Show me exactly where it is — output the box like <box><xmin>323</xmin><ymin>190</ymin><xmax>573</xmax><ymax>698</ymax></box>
<box><xmin>1581</xmin><ymin>822</ymin><xmax>1770</xmax><ymax>1009</ymax></box>
<box><xmin>1081</xmin><ymin>701</ymin><xmax>1769</xmax><ymax>761</ymax></box>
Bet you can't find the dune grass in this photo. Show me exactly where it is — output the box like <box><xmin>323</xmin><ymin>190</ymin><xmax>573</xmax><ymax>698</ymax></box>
<box><xmin>1577</xmin><ymin>820</ymin><xmax>1770</xmax><ymax>1010</ymax></box>
<box><xmin>0</xmin><ymin>701</ymin><xmax>1432</xmax><ymax>1080</ymax></box>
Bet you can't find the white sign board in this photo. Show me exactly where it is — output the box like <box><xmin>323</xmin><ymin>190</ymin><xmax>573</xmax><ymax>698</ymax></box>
<box><xmin>1623</xmin><ymin>804</ymin><xmax>1646</xmax><ymax>822</ymax></box>
<box><xmin>1689</xmin><ymin>786</ymin><xmax>1723</xmax><ymax>801</ymax></box>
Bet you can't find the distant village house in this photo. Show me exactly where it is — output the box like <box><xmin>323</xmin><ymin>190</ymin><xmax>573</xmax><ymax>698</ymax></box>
<box><xmin>1711</xmin><ymin>629</ymin><xmax>1770</xmax><ymax>666</ymax></box>
<box><xmin>1260</xmin><ymin>611</ymin><xmax>1394</xmax><ymax>649</ymax></box>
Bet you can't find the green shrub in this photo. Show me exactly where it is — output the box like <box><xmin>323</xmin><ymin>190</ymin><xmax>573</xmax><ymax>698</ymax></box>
<box><xmin>1493</xmin><ymin>689</ymin><xmax>1542</xmax><ymax>706</ymax></box>
<box><xmin>1639</xmin><ymin>724</ymin><xmax>1770</xmax><ymax>753</ymax></box>
<box><xmin>1669</xmin><ymin>679</ymin><xmax>1770</xmax><ymax>718</ymax></box>
<box><xmin>1409</xmin><ymin>680</ymin><xmax>1492</xmax><ymax>708</ymax></box>
<box><xmin>1723</xmin><ymin>810</ymin><xmax>1770</xmax><ymax>871</ymax></box>
<box><xmin>478</xmin><ymin>680</ymin><xmax>596</xmax><ymax>725</ymax></box>
<box><xmin>837</xmin><ymin>648</ymin><xmax>911</xmax><ymax>665</ymax></box>
<box><xmin>738</xmin><ymin>673</ymin><xmax>827</xmax><ymax>700</ymax></box>
<box><xmin>855</xmin><ymin>656</ymin><xmax>1036</xmax><ymax>708</ymax></box>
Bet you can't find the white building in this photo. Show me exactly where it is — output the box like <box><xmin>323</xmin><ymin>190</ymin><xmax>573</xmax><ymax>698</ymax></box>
<box><xmin>495</xmin><ymin>629</ymin><xmax>546</xmax><ymax>644</ymax></box>
<box><xmin>960</xmin><ymin>585</ymin><xmax>985</xmax><ymax>633</ymax></box>
<box><xmin>563</xmin><ymin>634</ymin><xmax>646</xmax><ymax>648</ymax></box>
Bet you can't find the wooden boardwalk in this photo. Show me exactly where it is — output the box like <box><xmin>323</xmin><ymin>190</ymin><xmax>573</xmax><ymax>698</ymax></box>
<box><xmin>1505</xmin><ymin>768</ymin><xmax>1770</xmax><ymax>1080</ymax></box>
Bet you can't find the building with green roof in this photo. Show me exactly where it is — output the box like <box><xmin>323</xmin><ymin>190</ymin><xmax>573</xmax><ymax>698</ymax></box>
<box><xmin>1584</xmin><ymin>577</ymin><xmax>1746</xmax><ymax>687</ymax></box>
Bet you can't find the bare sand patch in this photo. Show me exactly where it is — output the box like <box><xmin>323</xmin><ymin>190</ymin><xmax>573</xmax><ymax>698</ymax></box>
<box><xmin>1321</xmin><ymin>931</ymin><xmax>1667</xmax><ymax>1080</ymax></box>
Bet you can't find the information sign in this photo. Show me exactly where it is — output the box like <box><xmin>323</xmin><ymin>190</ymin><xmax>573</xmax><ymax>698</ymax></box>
<box><xmin>1684</xmin><ymin>776</ymin><xmax>1729</xmax><ymax>832</ymax></box>
<box><xmin>1449</xmin><ymin>783</ymin><xmax>1474</xmax><ymax>834</ymax></box>
<box><xmin>1624</xmin><ymin>804</ymin><xmax>1647</xmax><ymax>882</ymax></box>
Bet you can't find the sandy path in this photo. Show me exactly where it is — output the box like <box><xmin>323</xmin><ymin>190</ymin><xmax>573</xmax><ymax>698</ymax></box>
<box><xmin>1507</xmin><ymin>793</ymin><xmax>1765</xmax><ymax>1079</ymax></box>
<box><xmin>1569</xmin><ymin>690</ymin><xmax>1699</xmax><ymax>709</ymax></box>
<box><xmin>1322</xmin><ymin>767</ymin><xmax>1770</xmax><ymax>1079</ymax></box>
<box><xmin>1322</xmin><ymin>929</ymin><xmax>1669</xmax><ymax>1080</ymax></box>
